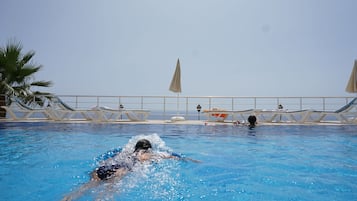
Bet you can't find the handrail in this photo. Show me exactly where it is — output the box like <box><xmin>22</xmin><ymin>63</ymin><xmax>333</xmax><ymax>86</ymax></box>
<box><xmin>1</xmin><ymin>94</ymin><xmax>355</xmax><ymax>121</ymax></box>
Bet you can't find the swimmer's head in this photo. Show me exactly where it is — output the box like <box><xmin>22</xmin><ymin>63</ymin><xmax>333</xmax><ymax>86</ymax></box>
<box><xmin>134</xmin><ymin>139</ymin><xmax>152</xmax><ymax>152</ymax></box>
<box><xmin>248</xmin><ymin>115</ymin><xmax>257</xmax><ymax>127</ymax></box>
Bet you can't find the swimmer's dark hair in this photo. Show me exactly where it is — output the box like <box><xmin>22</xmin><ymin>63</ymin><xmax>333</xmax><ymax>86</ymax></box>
<box><xmin>248</xmin><ymin>115</ymin><xmax>257</xmax><ymax>127</ymax></box>
<box><xmin>134</xmin><ymin>139</ymin><xmax>152</xmax><ymax>152</ymax></box>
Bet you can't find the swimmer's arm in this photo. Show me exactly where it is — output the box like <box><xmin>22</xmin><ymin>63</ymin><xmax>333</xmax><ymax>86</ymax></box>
<box><xmin>61</xmin><ymin>178</ymin><xmax>99</xmax><ymax>201</ymax></box>
<box><xmin>161</xmin><ymin>153</ymin><xmax>202</xmax><ymax>163</ymax></box>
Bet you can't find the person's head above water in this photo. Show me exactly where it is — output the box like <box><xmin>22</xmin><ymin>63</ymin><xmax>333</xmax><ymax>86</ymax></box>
<box><xmin>248</xmin><ymin>115</ymin><xmax>257</xmax><ymax>127</ymax></box>
<box><xmin>134</xmin><ymin>139</ymin><xmax>152</xmax><ymax>152</ymax></box>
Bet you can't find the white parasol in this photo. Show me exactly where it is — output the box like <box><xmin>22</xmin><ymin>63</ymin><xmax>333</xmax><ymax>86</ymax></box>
<box><xmin>346</xmin><ymin>60</ymin><xmax>357</xmax><ymax>94</ymax></box>
<box><xmin>169</xmin><ymin>58</ymin><xmax>185</xmax><ymax>121</ymax></box>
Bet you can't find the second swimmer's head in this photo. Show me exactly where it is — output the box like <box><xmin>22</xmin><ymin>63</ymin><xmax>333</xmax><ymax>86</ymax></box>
<box><xmin>134</xmin><ymin>139</ymin><xmax>152</xmax><ymax>152</ymax></box>
<box><xmin>248</xmin><ymin>115</ymin><xmax>257</xmax><ymax>128</ymax></box>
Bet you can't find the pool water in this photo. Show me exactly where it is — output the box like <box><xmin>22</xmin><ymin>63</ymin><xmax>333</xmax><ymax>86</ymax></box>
<box><xmin>0</xmin><ymin>122</ymin><xmax>356</xmax><ymax>201</ymax></box>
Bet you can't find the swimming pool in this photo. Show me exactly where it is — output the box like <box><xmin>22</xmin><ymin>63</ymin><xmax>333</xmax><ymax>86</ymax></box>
<box><xmin>0</xmin><ymin>122</ymin><xmax>356</xmax><ymax>201</ymax></box>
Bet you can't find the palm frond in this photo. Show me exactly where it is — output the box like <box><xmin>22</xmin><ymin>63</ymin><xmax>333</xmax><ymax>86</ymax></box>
<box><xmin>21</xmin><ymin>51</ymin><xmax>35</xmax><ymax>65</ymax></box>
<box><xmin>15</xmin><ymin>65</ymin><xmax>42</xmax><ymax>82</ymax></box>
<box><xmin>0</xmin><ymin>81</ymin><xmax>15</xmax><ymax>95</ymax></box>
<box><xmin>4</xmin><ymin>42</ymin><xmax>22</xmax><ymax>69</ymax></box>
<box><xmin>31</xmin><ymin>80</ymin><xmax>53</xmax><ymax>87</ymax></box>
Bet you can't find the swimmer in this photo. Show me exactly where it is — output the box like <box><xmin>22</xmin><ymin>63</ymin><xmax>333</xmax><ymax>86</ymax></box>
<box><xmin>248</xmin><ymin>115</ymin><xmax>257</xmax><ymax>129</ymax></box>
<box><xmin>62</xmin><ymin>139</ymin><xmax>199</xmax><ymax>201</ymax></box>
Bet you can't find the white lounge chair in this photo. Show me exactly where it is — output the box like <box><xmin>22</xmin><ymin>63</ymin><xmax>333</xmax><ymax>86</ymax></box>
<box><xmin>125</xmin><ymin>110</ymin><xmax>150</xmax><ymax>121</ymax></box>
<box><xmin>306</xmin><ymin>98</ymin><xmax>357</xmax><ymax>123</ymax></box>
<box><xmin>95</xmin><ymin>106</ymin><xmax>150</xmax><ymax>122</ymax></box>
<box><xmin>231</xmin><ymin>109</ymin><xmax>258</xmax><ymax>123</ymax></box>
<box><xmin>1</xmin><ymin>97</ymin><xmax>55</xmax><ymax>120</ymax></box>
<box><xmin>92</xmin><ymin>106</ymin><xmax>125</xmax><ymax>121</ymax></box>
<box><xmin>48</xmin><ymin>97</ymin><xmax>95</xmax><ymax>121</ymax></box>
<box><xmin>255</xmin><ymin>109</ymin><xmax>312</xmax><ymax>123</ymax></box>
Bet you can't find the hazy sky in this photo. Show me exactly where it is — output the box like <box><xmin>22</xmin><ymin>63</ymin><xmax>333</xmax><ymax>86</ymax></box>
<box><xmin>1</xmin><ymin>0</ymin><xmax>356</xmax><ymax>97</ymax></box>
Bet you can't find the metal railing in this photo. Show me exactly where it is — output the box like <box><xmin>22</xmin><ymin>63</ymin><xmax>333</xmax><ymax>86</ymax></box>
<box><xmin>55</xmin><ymin>95</ymin><xmax>355</xmax><ymax>120</ymax></box>
<box><xmin>1</xmin><ymin>94</ymin><xmax>355</xmax><ymax>121</ymax></box>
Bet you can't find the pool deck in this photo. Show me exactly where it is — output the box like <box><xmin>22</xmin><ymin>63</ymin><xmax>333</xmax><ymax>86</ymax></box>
<box><xmin>0</xmin><ymin>118</ymin><xmax>354</xmax><ymax>126</ymax></box>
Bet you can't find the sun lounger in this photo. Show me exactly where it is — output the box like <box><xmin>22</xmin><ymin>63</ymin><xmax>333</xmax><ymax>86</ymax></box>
<box><xmin>305</xmin><ymin>98</ymin><xmax>357</xmax><ymax>123</ymax></box>
<box><xmin>230</xmin><ymin>109</ymin><xmax>258</xmax><ymax>123</ymax></box>
<box><xmin>95</xmin><ymin>106</ymin><xmax>150</xmax><ymax>122</ymax></box>
<box><xmin>254</xmin><ymin>109</ymin><xmax>312</xmax><ymax>123</ymax></box>
<box><xmin>214</xmin><ymin>109</ymin><xmax>310</xmax><ymax>124</ymax></box>
<box><xmin>235</xmin><ymin>98</ymin><xmax>356</xmax><ymax>124</ymax></box>
<box><xmin>125</xmin><ymin>110</ymin><xmax>150</xmax><ymax>121</ymax></box>
<box><xmin>203</xmin><ymin>108</ymin><xmax>262</xmax><ymax>123</ymax></box>
<box><xmin>92</xmin><ymin>106</ymin><xmax>124</xmax><ymax>121</ymax></box>
<box><xmin>203</xmin><ymin>108</ymin><xmax>230</xmax><ymax>122</ymax></box>
<box><xmin>48</xmin><ymin>97</ymin><xmax>95</xmax><ymax>121</ymax></box>
<box><xmin>1</xmin><ymin>97</ymin><xmax>55</xmax><ymax>120</ymax></box>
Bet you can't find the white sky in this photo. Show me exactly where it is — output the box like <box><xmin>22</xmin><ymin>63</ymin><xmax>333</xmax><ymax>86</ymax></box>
<box><xmin>1</xmin><ymin>0</ymin><xmax>356</xmax><ymax>97</ymax></box>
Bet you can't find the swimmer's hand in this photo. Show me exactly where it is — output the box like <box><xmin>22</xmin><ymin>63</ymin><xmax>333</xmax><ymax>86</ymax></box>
<box><xmin>167</xmin><ymin>154</ymin><xmax>201</xmax><ymax>163</ymax></box>
<box><xmin>61</xmin><ymin>195</ymin><xmax>72</xmax><ymax>201</ymax></box>
<box><xmin>159</xmin><ymin>152</ymin><xmax>201</xmax><ymax>163</ymax></box>
<box><xmin>180</xmin><ymin>157</ymin><xmax>202</xmax><ymax>163</ymax></box>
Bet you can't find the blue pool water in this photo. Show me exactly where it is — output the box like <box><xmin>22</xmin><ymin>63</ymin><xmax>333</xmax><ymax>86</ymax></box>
<box><xmin>0</xmin><ymin>122</ymin><xmax>356</xmax><ymax>201</ymax></box>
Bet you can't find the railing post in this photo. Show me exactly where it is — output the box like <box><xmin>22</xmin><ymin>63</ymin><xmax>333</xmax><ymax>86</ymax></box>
<box><xmin>186</xmin><ymin>97</ymin><xmax>189</xmax><ymax>119</ymax></box>
<box><xmin>231</xmin><ymin>97</ymin><xmax>234</xmax><ymax>122</ymax></box>
<box><xmin>231</xmin><ymin>97</ymin><xmax>234</xmax><ymax>111</ymax></box>
<box><xmin>277</xmin><ymin>97</ymin><xmax>280</xmax><ymax>108</ymax></box>
<box><xmin>75</xmin><ymin>96</ymin><xmax>78</xmax><ymax>109</ymax></box>
<box><xmin>300</xmin><ymin>97</ymin><xmax>302</xmax><ymax>110</ymax></box>
<box><xmin>141</xmin><ymin>96</ymin><xmax>144</xmax><ymax>110</ymax></box>
<box><xmin>209</xmin><ymin>97</ymin><xmax>212</xmax><ymax>110</ymax></box>
<box><xmin>163</xmin><ymin>96</ymin><xmax>166</xmax><ymax>120</ymax></box>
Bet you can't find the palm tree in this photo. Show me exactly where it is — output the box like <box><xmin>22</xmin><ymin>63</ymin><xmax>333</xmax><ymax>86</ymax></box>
<box><xmin>0</xmin><ymin>40</ymin><xmax>53</xmax><ymax>118</ymax></box>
